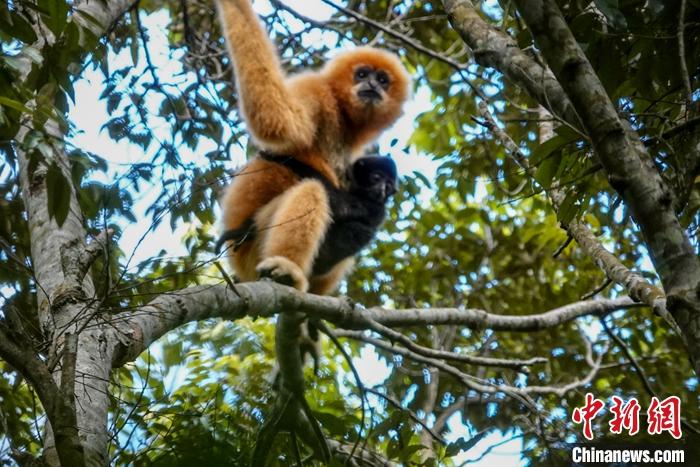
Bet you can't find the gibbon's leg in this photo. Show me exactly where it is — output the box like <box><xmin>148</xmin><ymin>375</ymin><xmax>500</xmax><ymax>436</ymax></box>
<box><xmin>309</xmin><ymin>258</ymin><xmax>355</xmax><ymax>295</ymax></box>
<box><xmin>256</xmin><ymin>180</ymin><xmax>331</xmax><ymax>292</ymax></box>
<box><xmin>215</xmin><ymin>0</ymin><xmax>315</xmax><ymax>149</ymax></box>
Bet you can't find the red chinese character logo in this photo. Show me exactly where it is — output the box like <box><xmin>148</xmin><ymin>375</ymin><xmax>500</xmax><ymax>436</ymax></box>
<box><xmin>572</xmin><ymin>392</ymin><xmax>605</xmax><ymax>440</ymax></box>
<box><xmin>647</xmin><ymin>396</ymin><xmax>682</xmax><ymax>439</ymax></box>
<box><xmin>609</xmin><ymin>396</ymin><xmax>640</xmax><ymax>435</ymax></box>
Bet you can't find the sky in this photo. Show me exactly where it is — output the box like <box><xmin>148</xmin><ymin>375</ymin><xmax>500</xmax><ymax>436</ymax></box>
<box><xmin>65</xmin><ymin>2</ymin><xmax>524</xmax><ymax>465</ymax></box>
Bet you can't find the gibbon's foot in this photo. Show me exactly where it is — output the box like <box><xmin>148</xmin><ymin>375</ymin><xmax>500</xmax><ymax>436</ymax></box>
<box><xmin>256</xmin><ymin>256</ymin><xmax>309</xmax><ymax>291</ymax></box>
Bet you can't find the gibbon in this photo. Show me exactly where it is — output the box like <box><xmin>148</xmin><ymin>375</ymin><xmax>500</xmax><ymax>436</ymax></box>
<box><xmin>217</xmin><ymin>155</ymin><xmax>398</xmax><ymax>370</ymax></box>
<box><xmin>216</xmin><ymin>0</ymin><xmax>411</xmax><ymax>294</ymax></box>
<box><xmin>215</xmin><ymin>155</ymin><xmax>398</xmax><ymax>278</ymax></box>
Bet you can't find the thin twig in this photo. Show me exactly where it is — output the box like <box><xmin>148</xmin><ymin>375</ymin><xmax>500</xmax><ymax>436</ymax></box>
<box><xmin>580</xmin><ymin>278</ymin><xmax>612</xmax><ymax>300</ymax></box>
<box><xmin>552</xmin><ymin>235</ymin><xmax>573</xmax><ymax>258</ymax></box>
<box><xmin>365</xmin><ymin>387</ymin><xmax>446</xmax><ymax>445</ymax></box>
<box><xmin>318</xmin><ymin>0</ymin><xmax>469</xmax><ymax>70</ymax></box>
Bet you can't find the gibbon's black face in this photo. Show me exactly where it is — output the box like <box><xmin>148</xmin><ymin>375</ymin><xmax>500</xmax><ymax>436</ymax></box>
<box><xmin>354</xmin><ymin>65</ymin><xmax>391</xmax><ymax>104</ymax></box>
<box><xmin>352</xmin><ymin>156</ymin><xmax>398</xmax><ymax>202</ymax></box>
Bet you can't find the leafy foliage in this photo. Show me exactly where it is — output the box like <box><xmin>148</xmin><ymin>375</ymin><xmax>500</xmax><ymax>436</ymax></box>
<box><xmin>0</xmin><ymin>0</ymin><xmax>699</xmax><ymax>465</ymax></box>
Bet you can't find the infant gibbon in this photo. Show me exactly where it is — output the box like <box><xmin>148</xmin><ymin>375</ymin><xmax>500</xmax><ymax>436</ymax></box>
<box><xmin>216</xmin><ymin>0</ymin><xmax>411</xmax><ymax>294</ymax></box>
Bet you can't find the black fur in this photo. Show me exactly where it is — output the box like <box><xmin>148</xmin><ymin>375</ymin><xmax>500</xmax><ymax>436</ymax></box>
<box><xmin>215</xmin><ymin>155</ymin><xmax>397</xmax><ymax>275</ymax></box>
<box><xmin>312</xmin><ymin>156</ymin><xmax>397</xmax><ymax>275</ymax></box>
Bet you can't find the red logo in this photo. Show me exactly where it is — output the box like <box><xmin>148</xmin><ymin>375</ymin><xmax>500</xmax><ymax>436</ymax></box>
<box><xmin>572</xmin><ymin>393</ymin><xmax>605</xmax><ymax>440</ymax></box>
<box><xmin>609</xmin><ymin>396</ymin><xmax>640</xmax><ymax>436</ymax></box>
<box><xmin>572</xmin><ymin>394</ymin><xmax>683</xmax><ymax>440</ymax></box>
<box><xmin>647</xmin><ymin>396</ymin><xmax>682</xmax><ymax>439</ymax></box>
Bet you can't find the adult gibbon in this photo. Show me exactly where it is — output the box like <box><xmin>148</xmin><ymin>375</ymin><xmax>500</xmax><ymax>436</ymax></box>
<box><xmin>216</xmin><ymin>0</ymin><xmax>411</xmax><ymax>294</ymax></box>
<box><xmin>216</xmin><ymin>155</ymin><xmax>398</xmax><ymax>279</ymax></box>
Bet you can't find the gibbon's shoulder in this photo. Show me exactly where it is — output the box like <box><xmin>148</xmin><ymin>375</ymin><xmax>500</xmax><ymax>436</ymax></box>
<box><xmin>286</xmin><ymin>71</ymin><xmax>333</xmax><ymax>99</ymax></box>
<box><xmin>322</xmin><ymin>47</ymin><xmax>412</xmax><ymax>101</ymax></box>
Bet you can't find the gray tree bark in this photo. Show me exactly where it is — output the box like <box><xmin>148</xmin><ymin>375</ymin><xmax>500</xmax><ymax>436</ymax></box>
<box><xmin>12</xmin><ymin>2</ymin><xmax>138</xmax><ymax>465</ymax></box>
<box><xmin>441</xmin><ymin>0</ymin><xmax>700</xmax><ymax>375</ymax></box>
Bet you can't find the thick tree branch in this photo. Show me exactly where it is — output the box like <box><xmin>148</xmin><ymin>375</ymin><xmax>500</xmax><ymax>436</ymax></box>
<box><xmin>12</xmin><ymin>2</ymin><xmax>142</xmax><ymax>465</ymax></box>
<box><xmin>513</xmin><ymin>0</ymin><xmax>700</xmax><ymax>375</ymax></box>
<box><xmin>441</xmin><ymin>0</ymin><xmax>582</xmax><ymax>128</ymax></box>
<box><xmin>474</xmin><ymin>60</ymin><xmax>671</xmax><ymax>329</ymax></box>
<box><xmin>0</xmin><ymin>328</ymin><xmax>57</xmax><ymax>412</ymax></box>
<box><xmin>678</xmin><ymin>0</ymin><xmax>692</xmax><ymax>102</ymax></box>
<box><xmin>361</xmin><ymin>297</ymin><xmax>637</xmax><ymax>330</ymax></box>
<box><xmin>111</xmin><ymin>281</ymin><xmax>639</xmax><ymax>367</ymax></box>
<box><xmin>0</xmin><ymin>328</ymin><xmax>85</xmax><ymax>467</ymax></box>
<box><xmin>566</xmin><ymin>222</ymin><xmax>667</xmax><ymax>311</ymax></box>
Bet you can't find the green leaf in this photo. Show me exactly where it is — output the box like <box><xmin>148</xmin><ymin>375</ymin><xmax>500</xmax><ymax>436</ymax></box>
<box><xmin>46</xmin><ymin>161</ymin><xmax>71</xmax><ymax>227</ymax></box>
<box><xmin>163</xmin><ymin>341</ymin><xmax>184</xmax><ymax>370</ymax></box>
<box><xmin>534</xmin><ymin>153</ymin><xmax>560</xmax><ymax>189</ymax></box>
<box><xmin>557</xmin><ymin>191</ymin><xmax>580</xmax><ymax>225</ymax></box>
<box><xmin>0</xmin><ymin>12</ymin><xmax>38</xmax><ymax>44</ymax></box>
<box><xmin>45</xmin><ymin>0</ymin><xmax>69</xmax><ymax>36</ymax></box>
<box><xmin>593</xmin><ymin>0</ymin><xmax>628</xmax><ymax>30</ymax></box>
<box><xmin>444</xmin><ymin>430</ymin><xmax>490</xmax><ymax>457</ymax></box>
<box><xmin>531</xmin><ymin>135</ymin><xmax>566</xmax><ymax>166</ymax></box>
<box><xmin>0</xmin><ymin>96</ymin><xmax>30</xmax><ymax>114</ymax></box>
<box><xmin>400</xmin><ymin>444</ymin><xmax>427</xmax><ymax>459</ymax></box>
<box><xmin>313</xmin><ymin>411</ymin><xmax>352</xmax><ymax>437</ymax></box>
<box><xmin>412</xmin><ymin>170</ymin><xmax>432</xmax><ymax>188</ymax></box>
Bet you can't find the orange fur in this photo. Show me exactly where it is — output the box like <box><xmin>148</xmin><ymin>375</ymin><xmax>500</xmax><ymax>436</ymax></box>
<box><xmin>257</xmin><ymin>179</ymin><xmax>331</xmax><ymax>291</ymax></box>
<box><xmin>216</xmin><ymin>0</ymin><xmax>411</xmax><ymax>293</ymax></box>
<box><xmin>309</xmin><ymin>258</ymin><xmax>355</xmax><ymax>295</ymax></box>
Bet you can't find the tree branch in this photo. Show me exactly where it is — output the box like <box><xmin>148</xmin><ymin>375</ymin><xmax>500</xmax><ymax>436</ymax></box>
<box><xmin>110</xmin><ymin>281</ymin><xmax>639</xmax><ymax>367</ymax></box>
<box><xmin>365</xmin><ymin>388</ymin><xmax>446</xmax><ymax>446</ymax></box>
<box><xmin>334</xmin><ymin>330</ymin><xmax>604</xmax><ymax>398</ymax></box>
<box><xmin>360</xmin><ymin>317</ymin><xmax>547</xmax><ymax>370</ymax></box>
<box><xmin>440</xmin><ymin>0</ymin><xmax>582</xmax><ymax>128</ymax></box>
<box><xmin>513</xmin><ymin>0</ymin><xmax>700</xmax><ymax>375</ymax></box>
<box><xmin>677</xmin><ymin>0</ymin><xmax>692</xmax><ymax>102</ymax></box>
<box><xmin>320</xmin><ymin>0</ymin><xmax>469</xmax><ymax>71</ymax></box>
<box><xmin>0</xmin><ymin>327</ymin><xmax>57</xmax><ymax>410</ymax></box>
<box><xmin>0</xmin><ymin>327</ymin><xmax>85</xmax><ymax>467</ymax></box>
<box><xmin>12</xmin><ymin>2</ymin><xmax>142</xmax><ymax>464</ymax></box>
<box><xmin>474</xmin><ymin>63</ymin><xmax>671</xmax><ymax>328</ymax></box>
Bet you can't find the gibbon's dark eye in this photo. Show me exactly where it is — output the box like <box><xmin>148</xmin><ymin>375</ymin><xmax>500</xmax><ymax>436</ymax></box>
<box><xmin>376</xmin><ymin>71</ymin><xmax>390</xmax><ymax>89</ymax></box>
<box><xmin>354</xmin><ymin>66</ymin><xmax>371</xmax><ymax>82</ymax></box>
<box><xmin>370</xmin><ymin>172</ymin><xmax>384</xmax><ymax>184</ymax></box>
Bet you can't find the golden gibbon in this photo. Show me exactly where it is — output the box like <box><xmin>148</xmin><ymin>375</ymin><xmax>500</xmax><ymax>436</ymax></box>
<box><xmin>216</xmin><ymin>0</ymin><xmax>410</xmax><ymax>294</ymax></box>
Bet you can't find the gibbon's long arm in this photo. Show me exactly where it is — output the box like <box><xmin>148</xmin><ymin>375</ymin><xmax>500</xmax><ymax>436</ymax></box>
<box><xmin>216</xmin><ymin>0</ymin><xmax>316</xmax><ymax>150</ymax></box>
